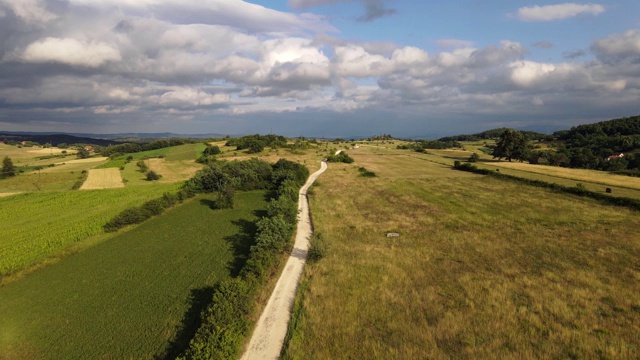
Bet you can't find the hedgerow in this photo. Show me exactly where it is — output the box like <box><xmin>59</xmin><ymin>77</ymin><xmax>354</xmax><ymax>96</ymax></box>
<box><xmin>452</xmin><ymin>162</ymin><xmax>640</xmax><ymax>211</ymax></box>
<box><xmin>176</xmin><ymin>158</ymin><xmax>308</xmax><ymax>360</ymax></box>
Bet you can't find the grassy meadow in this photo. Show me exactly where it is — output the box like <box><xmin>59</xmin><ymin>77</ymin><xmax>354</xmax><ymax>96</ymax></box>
<box><xmin>283</xmin><ymin>146</ymin><xmax>640</xmax><ymax>359</ymax></box>
<box><xmin>0</xmin><ymin>191</ymin><xmax>267</xmax><ymax>360</ymax></box>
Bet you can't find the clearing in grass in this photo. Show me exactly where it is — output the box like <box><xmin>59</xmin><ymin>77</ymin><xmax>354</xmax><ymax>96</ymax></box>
<box><xmin>0</xmin><ymin>190</ymin><xmax>267</xmax><ymax>359</ymax></box>
<box><xmin>79</xmin><ymin>168</ymin><xmax>124</xmax><ymax>190</ymax></box>
<box><xmin>282</xmin><ymin>148</ymin><xmax>640</xmax><ymax>359</ymax></box>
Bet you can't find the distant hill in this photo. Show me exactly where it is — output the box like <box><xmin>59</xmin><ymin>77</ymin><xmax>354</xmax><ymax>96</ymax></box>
<box><xmin>0</xmin><ymin>132</ymin><xmax>121</xmax><ymax>147</ymax></box>
<box><xmin>438</xmin><ymin>128</ymin><xmax>550</xmax><ymax>142</ymax></box>
<box><xmin>0</xmin><ymin>131</ymin><xmax>228</xmax><ymax>140</ymax></box>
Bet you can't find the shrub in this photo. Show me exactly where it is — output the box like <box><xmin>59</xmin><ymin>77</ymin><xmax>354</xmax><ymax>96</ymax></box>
<box><xmin>214</xmin><ymin>184</ymin><xmax>234</xmax><ymax>209</ymax></box>
<box><xmin>468</xmin><ymin>153</ymin><xmax>480</xmax><ymax>162</ymax></box>
<box><xmin>326</xmin><ymin>152</ymin><xmax>354</xmax><ymax>163</ymax></box>
<box><xmin>203</xmin><ymin>145</ymin><xmax>221</xmax><ymax>156</ymax></box>
<box><xmin>136</xmin><ymin>160</ymin><xmax>148</xmax><ymax>172</ymax></box>
<box><xmin>308</xmin><ymin>232</ymin><xmax>328</xmax><ymax>263</ymax></box>
<box><xmin>146</xmin><ymin>170</ymin><xmax>161</xmax><ymax>181</ymax></box>
<box><xmin>357</xmin><ymin>166</ymin><xmax>377</xmax><ymax>177</ymax></box>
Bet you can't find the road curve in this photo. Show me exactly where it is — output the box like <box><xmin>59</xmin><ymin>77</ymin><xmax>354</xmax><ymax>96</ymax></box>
<box><xmin>240</xmin><ymin>160</ymin><xmax>328</xmax><ymax>360</ymax></box>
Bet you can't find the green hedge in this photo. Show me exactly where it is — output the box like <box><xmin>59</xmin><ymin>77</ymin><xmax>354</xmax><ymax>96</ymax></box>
<box><xmin>178</xmin><ymin>159</ymin><xmax>308</xmax><ymax>360</ymax></box>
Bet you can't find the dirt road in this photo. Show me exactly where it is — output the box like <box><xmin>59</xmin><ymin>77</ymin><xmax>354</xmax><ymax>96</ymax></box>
<box><xmin>240</xmin><ymin>160</ymin><xmax>328</xmax><ymax>360</ymax></box>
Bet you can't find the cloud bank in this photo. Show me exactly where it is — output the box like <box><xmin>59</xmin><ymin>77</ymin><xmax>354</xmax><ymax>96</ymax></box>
<box><xmin>0</xmin><ymin>0</ymin><xmax>638</xmax><ymax>137</ymax></box>
<box><xmin>517</xmin><ymin>3</ymin><xmax>605</xmax><ymax>22</ymax></box>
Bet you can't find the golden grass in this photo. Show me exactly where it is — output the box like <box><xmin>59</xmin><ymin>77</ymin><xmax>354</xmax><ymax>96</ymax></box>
<box><xmin>489</xmin><ymin>161</ymin><xmax>640</xmax><ymax>190</ymax></box>
<box><xmin>26</xmin><ymin>148</ymin><xmax>74</xmax><ymax>155</ymax></box>
<box><xmin>147</xmin><ymin>158</ymin><xmax>203</xmax><ymax>183</ymax></box>
<box><xmin>80</xmin><ymin>168</ymin><xmax>124</xmax><ymax>190</ymax></box>
<box><xmin>282</xmin><ymin>148</ymin><xmax>640</xmax><ymax>359</ymax></box>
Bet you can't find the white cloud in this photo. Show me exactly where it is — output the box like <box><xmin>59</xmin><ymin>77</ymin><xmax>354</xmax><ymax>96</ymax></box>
<box><xmin>21</xmin><ymin>37</ymin><xmax>122</xmax><ymax>67</ymax></box>
<box><xmin>592</xmin><ymin>30</ymin><xmax>640</xmax><ymax>60</ymax></box>
<box><xmin>0</xmin><ymin>0</ymin><xmax>57</xmax><ymax>24</ymax></box>
<box><xmin>516</xmin><ymin>3</ymin><xmax>605</xmax><ymax>21</ymax></box>
<box><xmin>158</xmin><ymin>88</ymin><xmax>230</xmax><ymax>107</ymax></box>
<box><xmin>68</xmin><ymin>0</ymin><xmax>336</xmax><ymax>33</ymax></box>
<box><xmin>332</xmin><ymin>45</ymin><xmax>394</xmax><ymax>78</ymax></box>
<box><xmin>510</xmin><ymin>61</ymin><xmax>557</xmax><ymax>86</ymax></box>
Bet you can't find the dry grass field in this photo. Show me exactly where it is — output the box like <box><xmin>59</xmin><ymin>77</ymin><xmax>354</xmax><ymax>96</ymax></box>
<box><xmin>282</xmin><ymin>146</ymin><xmax>640</xmax><ymax>359</ymax></box>
<box><xmin>147</xmin><ymin>158</ymin><xmax>202</xmax><ymax>182</ymax></box>
<box><xmin>80</xmin><ymin>168</ymin><xmax>125</xmax><ymax>190</ymax></box>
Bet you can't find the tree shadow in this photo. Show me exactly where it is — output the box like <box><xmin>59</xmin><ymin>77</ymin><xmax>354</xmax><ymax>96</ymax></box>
<box><xmin>199</xmin><ymin>198</ymin><xmax>217</xmax><ymax>209</ymax></box>
<box><xmin>224</xmin><ymin>217</ymin><xmax>261</xmax><ymax>277</ymax></box>
<box><xmin>158</xmin><ymin>286</ymin><xmax>215</xmax><ymax>360</ymax></box>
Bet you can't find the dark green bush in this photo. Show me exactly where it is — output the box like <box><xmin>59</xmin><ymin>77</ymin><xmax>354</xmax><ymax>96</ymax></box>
<box><xmin>307</xmin><ymin>232</ymin><xmax>328</xmax><ymax>263</ymax></box>
<box><xmin>146</xmin><ymin>170</ymin><xmax>161</xmax><ymax>181</ymax></box>
<box><xmin>326</xmin><ymin>152</ymin><xmax>354</xmax><ymax>163</ymax></box>
<box><xmin>357</xmin><ymin>166</ymin><xmax>377</xmax><ymax>177</ymax></box>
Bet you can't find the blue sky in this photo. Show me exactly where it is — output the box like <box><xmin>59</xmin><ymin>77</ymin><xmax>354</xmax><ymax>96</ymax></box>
<box><xmin>0</xmin><ymin>0</ymin><xmax>639</xmax><ymax>137</ymax></box>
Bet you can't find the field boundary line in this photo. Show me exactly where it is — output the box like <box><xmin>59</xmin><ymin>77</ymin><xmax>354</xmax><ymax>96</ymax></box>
<box><xmin>240</xmin><ymin>160</ymin><xmax>328</xmax><ymax>360</ymax></box>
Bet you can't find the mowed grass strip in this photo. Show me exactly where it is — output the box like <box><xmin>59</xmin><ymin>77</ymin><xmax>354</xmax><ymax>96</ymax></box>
<box><xmin>283</xmin><ymin>153</ymin><xmax>640</xmax><ymax>359</ymax></box>
<box><xmin>79</xmin><ymin>168</ymin><xmax>124</xmax><ymax>190</ymax></box>
<box><xmin>0</xmin><ymin>191</ymin><xmax>267</xmax><ymax>360</ymax></box>
<box><xmin>0</xmin><ymin>184</ymin><xmax>179</xmax><ymax>276</ymax></box>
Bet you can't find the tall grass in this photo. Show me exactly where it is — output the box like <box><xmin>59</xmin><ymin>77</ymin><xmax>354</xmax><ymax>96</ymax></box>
<box><xmin>282</xmin><ymin>151</ymin><xmax>640</xmax><ymax>359</ymax></box>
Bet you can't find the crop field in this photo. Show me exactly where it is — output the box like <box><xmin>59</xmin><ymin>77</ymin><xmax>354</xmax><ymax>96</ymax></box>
<box><xmin>0</xmin><ymin>183</ymin><xmax>180</xmax><ymax>276</ymax></box>
<box><xmin>79</xmin><ymin>168</ymin><xmax>124</xmax><ymax>190</ymax></box>
<box><xmin>283</xmin><ymin>147</ymin><xmax>640</xmax><ymax>359</ymax></box>
<box><xmin>0</xmin><ymin>154</ymin><xmax>109</xmax><ymax>192</ymax></box>
<box><xmin>0</xmin><ymin>190</ymin><xmax>267</xmax><ymax>359</ymax></box>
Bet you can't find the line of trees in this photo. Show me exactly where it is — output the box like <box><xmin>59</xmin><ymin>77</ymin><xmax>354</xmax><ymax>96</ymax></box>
<box><xmin>99</xmin><ymin>138</ymin><xmax>198</xmax><ymax>157</ymax></box>
<box><xmin>178</xmin><ymin>158</ymin><xmax>309</xmax><ymax>359</ymax></box>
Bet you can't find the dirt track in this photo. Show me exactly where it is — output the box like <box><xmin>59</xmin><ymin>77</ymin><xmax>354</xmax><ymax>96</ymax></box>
<box><xmin>240</xmin><ymin>160</ymin><xmax>328</xmax><ymax>360</ymax></box>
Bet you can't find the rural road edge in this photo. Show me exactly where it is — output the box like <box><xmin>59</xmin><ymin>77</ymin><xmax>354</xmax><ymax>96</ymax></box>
<box><xmin>240</xmin><ymin>160</ymin><xmax>328</xmax><ymax>360</ymax></box>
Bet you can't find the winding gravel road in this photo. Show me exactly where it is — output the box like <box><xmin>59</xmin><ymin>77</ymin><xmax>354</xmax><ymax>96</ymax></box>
<box><xmin>240</xmin><ymin>160</ymin><xmax>328</xmax><ymax>360</ymax></box>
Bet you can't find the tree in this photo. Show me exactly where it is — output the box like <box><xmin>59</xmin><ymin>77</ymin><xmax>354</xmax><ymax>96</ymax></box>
<box><xmin>76</xmin><ymin>147</ymin><xmax>90</xmax><ymax>159</ymax></box>
<box><xmin>1</xmin><ymin>156</ymin><xmax>16</xmax><ymax>178</ymax></box>
<box><xmin>246</xmin><ymin>140</ymin><xmax>265</xmax><ymax>154</ymax></box>
<box><xmin>203</xmin><ymin>145</ymin><xmax>221</xmax><ymax>156</ymax></box>
<box><xmin>492</xmin><ymin>129</ymin><xmax>531</xmax><ymax>162</ymax></box>
<box><xmin>146</xmin><ymin>170</ymin><xmax>161</xmax><ymax>181</ymax></box>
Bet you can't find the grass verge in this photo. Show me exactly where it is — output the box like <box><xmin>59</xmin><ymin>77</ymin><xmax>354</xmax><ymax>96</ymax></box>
<box><xmin>282</xmin><ymin>151</ymin><xmax>640</xmax><ymax>359</ymax></box>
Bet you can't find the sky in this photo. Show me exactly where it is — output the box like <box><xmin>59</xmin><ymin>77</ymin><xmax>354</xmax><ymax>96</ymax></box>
<box><xmin>0</xmin><ymin>0</ymin><xmax>639</xmax><ymax>138</ymax></box>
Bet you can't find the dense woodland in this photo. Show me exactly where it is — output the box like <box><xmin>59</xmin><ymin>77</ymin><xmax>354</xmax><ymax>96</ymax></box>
<box><xmin>434</xmin><ymin>115</ymin><xmax>640</xmax><ymax>174</ymax></box>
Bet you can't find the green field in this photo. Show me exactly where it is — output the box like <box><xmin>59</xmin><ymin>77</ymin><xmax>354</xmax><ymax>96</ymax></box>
<box><xmin>0</xmin><ymin>184</ymin><xmax>180</xmax><ymax>276</ymax></box>
<box><xmin>283</xmin><ymin>146</ymin><xmax>640</xmax><ymax>359</ymax></box>
<box><xmin>0</xmin><ymin>190</ymin><xmax>267</xmax><ymax>359</ymax></box>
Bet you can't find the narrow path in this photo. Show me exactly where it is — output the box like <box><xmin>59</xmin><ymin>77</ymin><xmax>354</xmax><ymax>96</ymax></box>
<box><xmin>241</xmin><ymin>160</ymin><xmax>328</xmax><ymax>360</ymax></box>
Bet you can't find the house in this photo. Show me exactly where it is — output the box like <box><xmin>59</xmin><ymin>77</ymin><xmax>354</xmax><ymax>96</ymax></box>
<box><xmin>84</xmin><ymin>145</ymin><xmax>94</xmax><ymax>152</ymax></box>
<box><xmin>606</xmin><ymin>153</ymin><xmax>624</xmax><ymax>161</ymax></box>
